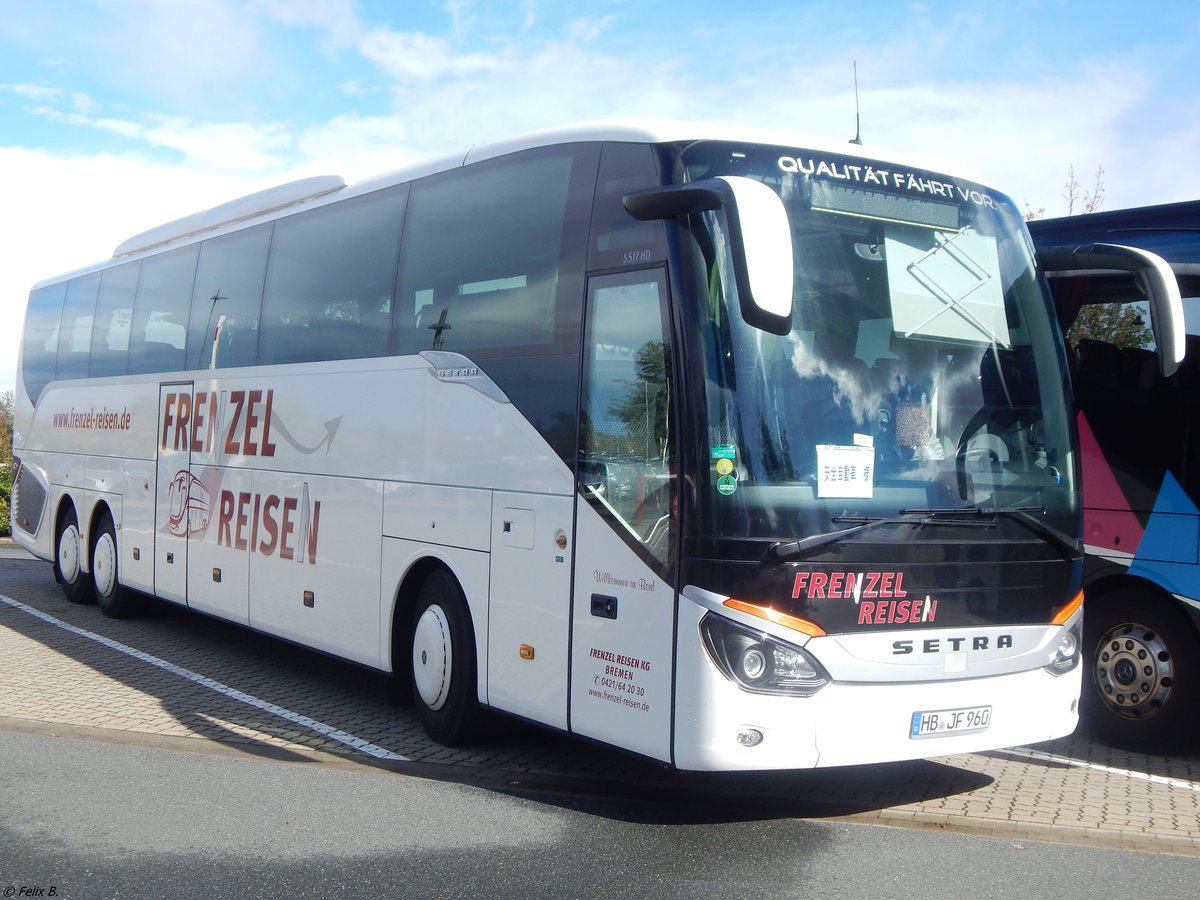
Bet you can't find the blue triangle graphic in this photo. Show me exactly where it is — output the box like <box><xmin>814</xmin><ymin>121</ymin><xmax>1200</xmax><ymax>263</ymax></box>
<box><xmin>1128</xmin><ymin>471</ymin><xmax>1200</xmax><ymax>597</ymax></box>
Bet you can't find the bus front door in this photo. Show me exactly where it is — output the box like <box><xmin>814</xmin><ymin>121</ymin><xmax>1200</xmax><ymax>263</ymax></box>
<box><xmin>568</xmin><ymin>271</ymin><xmax>677</xmax><ymax>764</ymax></box>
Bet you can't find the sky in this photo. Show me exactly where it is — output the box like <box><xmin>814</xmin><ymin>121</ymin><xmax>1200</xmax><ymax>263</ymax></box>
<box><xmin>2</xmin><ymin>0</ymin><xmax>1199</xmax><ymax>399</ymax></box>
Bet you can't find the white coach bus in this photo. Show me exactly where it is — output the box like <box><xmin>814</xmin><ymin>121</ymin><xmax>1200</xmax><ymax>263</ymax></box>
<box><xmin>11</xmin><ymin>121</ymin><xmax>1088</xmax><ymax>770</ymax></box>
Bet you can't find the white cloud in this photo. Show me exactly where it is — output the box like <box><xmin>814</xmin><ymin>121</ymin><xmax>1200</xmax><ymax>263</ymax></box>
<box><xmin>251</xmin><ymin>0</ymin><xmax>363</xmax><ymax>46</ymax></box>
<box><xmin>3</xmin><ymin>83</ymin><xmax>62</xmax><ymax>102</ymax></box>
<box><xmin>564</xmin><ymin>16</ymin><xmax>616</xmax><ymax>42</ymax></box>
<box><xmin>71</xmin><ymin>92</ymin><xmax>100</xmax><ymax>114</ymax></box>
<box><xmin>359</xmin><ymin>27</ymin><xmax>510</xmax><ymax>82</ymax></box>
<box><xmin>24</xmin><ymin>103</ymin><xmax>293</xmax><ymax>170</ymax></box>
<box><xmin>140</xmin><ymin>116</ymin><xmax>293</xmax><ymax>170</ymax></box>
<box><xmin>0</xmin><ymin>147</ymin><xmax>289</xmax><ymax>397</ymax></box>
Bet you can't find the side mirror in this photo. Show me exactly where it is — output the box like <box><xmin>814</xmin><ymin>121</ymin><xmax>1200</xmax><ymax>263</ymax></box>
<box><xmin>624</xmin><ymin>176</ymin><xmax>794</xmax><ymax>335</ymax></box>
<box><xmin>1038</xmin><ymin>242</ymin><xmax>1185</xmax><ymax>377</ymax></box>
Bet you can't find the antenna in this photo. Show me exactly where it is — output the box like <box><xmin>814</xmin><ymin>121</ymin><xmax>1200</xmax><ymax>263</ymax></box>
<box><xmin>849</xmin><ymin>61</ymin><xmax>863</xmax><ymax>145</ymax></box>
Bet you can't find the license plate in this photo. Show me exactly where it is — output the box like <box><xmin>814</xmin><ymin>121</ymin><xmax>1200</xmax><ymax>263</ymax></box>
<box><xmin>910</xmin><ymin>705</ymin><xmax>992</xmax><ymax>738</ymax></box>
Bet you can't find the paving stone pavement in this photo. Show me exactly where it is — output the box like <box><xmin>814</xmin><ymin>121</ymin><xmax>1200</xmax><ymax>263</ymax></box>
<box><xmin>2</xmin><ymin>540</ymin><xmax>1198</xmax><ymax>855</ymax></box>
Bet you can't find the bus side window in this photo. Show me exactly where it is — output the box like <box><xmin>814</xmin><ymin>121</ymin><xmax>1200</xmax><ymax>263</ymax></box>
<box><xmin>187</xmin><ymin>223</ymin><xmax>272</xmax><ymax>370</ymax></box>
<box><xmin>20</xmin><ymin>282</ymin><xmax>66</xmax><ymax>403</ymax></box>
<box><xmin>90</xmin><ymin>263</ymin><xmax>139</xmax><ymax>378</ymax></box>
<box><xmin>56</xmin><ymin>273</ymin><xmax>101</xmax><ymax>381</ymax></box>
<box><xmin>393</xmin><ymin>149</ymin><xmax>575</xmax><ymax>356</ymax></box>
<box><xmin>128</xmin><ymin>246</ymin><xmax>198</xmax><ymax>376</ymax></box>
<box><xmin>259</xmin><ymin>186</ymin><xmax>405</xmax><ymax>366</ymax></box>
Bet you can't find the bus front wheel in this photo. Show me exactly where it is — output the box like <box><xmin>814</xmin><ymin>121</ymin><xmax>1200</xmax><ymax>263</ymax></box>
<box><xmin>410</xmin><ymin>570</ymin><xmax>481</xmax><ymax>746</ymax></box>
<box><xmin>55</xmin><ymin>507</ymin><xmax>93</xmax><ymax>605</ymax></box>
<box><xmin>1084</xmin><ymin>594</ymin><xmax>1200</xmax><ymax>752</ymax></box>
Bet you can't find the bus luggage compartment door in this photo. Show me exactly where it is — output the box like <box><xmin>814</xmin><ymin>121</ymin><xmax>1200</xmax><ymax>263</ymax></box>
<box><xmin>486</xmin><ymin>493</ymin><xmax>573</xmax><ymax>729</ymax></box>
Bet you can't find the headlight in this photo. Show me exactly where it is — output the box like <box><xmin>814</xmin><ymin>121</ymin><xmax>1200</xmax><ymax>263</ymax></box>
<box><xmin>1045</xmin><ymin>619</ymin><xmax>1082</xmax><ymax>675</ymax></box>
<box><xmin>700</xmin><ymin>612</ymin><xmax>829</xmax><ymax>696</ymax></box>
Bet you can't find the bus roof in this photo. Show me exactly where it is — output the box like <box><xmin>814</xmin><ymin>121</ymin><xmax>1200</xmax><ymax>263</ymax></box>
<box><xmin>41</xmin><ymin>118</ymin><xmax>993</xmax><ymax>286</ymax></box>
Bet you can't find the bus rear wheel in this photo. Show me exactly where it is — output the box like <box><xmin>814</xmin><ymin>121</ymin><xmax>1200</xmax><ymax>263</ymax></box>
<box><xmin>55</xmin><ymin>507</ymin><xmax>93</xmax><ymax>605</ymax></box>
<box><xmin>92</xmin><ymin>512</ymin><xmax>135</xmax><ymax>619</ymax></box>
<box><xmin>410</xmin><ymin>569</ymin><xmax>482</xmax><ymax>746</ymax></box>
<box><xmin>1084</xmin><ymin>595</ymin><xmax>1200</xmax><ymax>752</ymax></box>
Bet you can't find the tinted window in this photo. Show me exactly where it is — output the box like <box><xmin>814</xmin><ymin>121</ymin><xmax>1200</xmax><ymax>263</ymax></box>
<box><xmin>259</xmin><ymin>187</ymin><xmax>405</xmax><ymax>365</ymax></box>
<box><xmin>393</xmin><ymin>149</ymin><xmax>577</xmax><ymax>356</ymax></box>
<box><xmin>580</xmin><ymin>271</ymin><xmax>675</xmax><ymax>570</ymax></box>
<box><xmin>187</xmin><ymin>223</ymin><xmax>272</xmax><ymax>369</ymax></box>
<box><xmin>21</xmin><ymin>282</ymin><xmax>66</xmax><ymax>402</ymax></box>
<box><xmin>587</xmin><ymin>142</ymin><xmax>668</xmax><ymax>271</ymax></box>
<box><xmin>89</xmin><ymin>263</ymin><xmax>140</xmax><ymax>377</ymax></box>
<box><xmin>129</xmin><ymin>246</ymin><xmax>198</xmax><ymax>375</ymax></box>
<box><xmin>56</xmin><ymin>273</ymin><xmax>101</xmax><ymax>380</ymax></box>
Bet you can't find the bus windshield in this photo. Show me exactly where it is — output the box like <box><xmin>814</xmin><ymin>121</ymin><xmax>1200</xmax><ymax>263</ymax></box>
<box><xmin>679</xmin><ymin>142</ymin><xmax>1077</xmax><ymax>546</ymax></box>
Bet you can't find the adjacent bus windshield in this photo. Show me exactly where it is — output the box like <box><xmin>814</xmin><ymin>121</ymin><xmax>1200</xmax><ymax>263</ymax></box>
<box><xmin>10</xmin><ymin>122</ymin><xmax>1083</xmax><ymax>771</ymax></box>
<box><xmin>1030</xmin><ymin>201</ymin><xmax>1200</xmax><ymax>752</ymax></box>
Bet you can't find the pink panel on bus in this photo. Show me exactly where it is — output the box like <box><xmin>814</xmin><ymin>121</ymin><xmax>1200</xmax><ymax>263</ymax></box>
<box><xmin>1078</xmin><ymin>411</ymin><xmax>1144</xmax><ymax>554</ymax></box>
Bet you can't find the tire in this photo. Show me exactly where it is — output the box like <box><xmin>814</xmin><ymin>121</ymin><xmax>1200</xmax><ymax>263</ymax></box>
<box><xmin>55</xmin><ymin>506</ymin><xmax>93</xmax><ymax>605</ymax></box>
<box><xmin>1083</xmin><ymin>593</ymin><xmax>1200</xmax><ymax>753</ymax></box>
<box><xmin>92</xmin><ymin>512</ymin><xmax>136</xmax><ymax>619</ymax></box>
<box><xmin>409</xmin><ymin>569</ymin><xmax>482</xmax><ymax>746</ymax></box>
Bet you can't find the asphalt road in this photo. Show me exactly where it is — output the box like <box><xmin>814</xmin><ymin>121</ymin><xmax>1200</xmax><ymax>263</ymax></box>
<box><xmin>2</xmin><ymin>729</ymin><xmax>1199</xmax><ymax>900</ymax></box>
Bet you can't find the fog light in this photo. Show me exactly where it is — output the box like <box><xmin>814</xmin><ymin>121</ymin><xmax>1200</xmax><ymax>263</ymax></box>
<box><xmin>736</xmin><ymin>728</ymin><xmax>764</xmax><ymax>747</ymax></box>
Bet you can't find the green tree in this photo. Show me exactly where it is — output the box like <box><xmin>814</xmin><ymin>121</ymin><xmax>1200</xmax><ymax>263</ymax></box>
<box><xmin>1</xmin><ymin>389</ymin><xmax>13</xmax><ymax>537</ymax></box>
<box><xmin>609</xmin><ymin>341</ymin><xmax>669</xmax><ymax>462</ymax></box>
<box><xmin>1068</xmin><ymin>303</ymin><xmax>1154</xmax><ymax>351</ymax></box>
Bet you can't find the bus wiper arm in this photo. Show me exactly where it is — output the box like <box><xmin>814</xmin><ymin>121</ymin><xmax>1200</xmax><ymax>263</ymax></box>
<box><xmin>765</xmin><ymin>512</ymin><xmax>979</xmax><ymax>563</ymax></box>
<box><xmin>767</xmin><ymin>518</ymin><xmax>886</xmax><ymax>562</ymax></box>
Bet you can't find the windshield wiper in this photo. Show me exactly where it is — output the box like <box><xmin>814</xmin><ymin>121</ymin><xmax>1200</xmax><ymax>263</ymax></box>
<box><xmin>900</xmin><ymin>505</ymin><xmax>1081</xmax><ymax>560</ymax></box>
<box><xmin>766</xmin><ymin>505</ymin><xmax>1081</xmax><ymax>564</ymax></box>
<box><xmin>766</xmin><ymin>511</ymin><xmax>991</xmax><ymax>563</ymax></box>
<box><xmin>767</xmin><ymin>517</ymin><xmax>885</xmax><ymax>562</ymax></box>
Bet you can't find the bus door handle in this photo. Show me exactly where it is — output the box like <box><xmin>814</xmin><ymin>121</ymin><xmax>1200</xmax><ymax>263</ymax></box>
<box><xmin>591</xmin><ymin>594</ymin><xmax>618</xmax><ymax>619</ymax></box>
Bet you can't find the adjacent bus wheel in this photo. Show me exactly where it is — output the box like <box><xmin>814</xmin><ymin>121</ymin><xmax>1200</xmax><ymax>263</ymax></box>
<box><xmin>1084</xmin><ymin>595</ymin><xmax>1200</xmax><ymax>752</ymax></box>
<box><xmin>410</xmin><ymin>569</ymin><xmax>481</xmax><ymax>746</ymax></box>
<box><xmin>92</xmin><ymin>512</ymin><xmax>135</xmax><ymax>619</ymax></box>
<box><xmin>55</xmin><ymin>507</ymin><xmax>93</xmax><ymax>605</ymax></box>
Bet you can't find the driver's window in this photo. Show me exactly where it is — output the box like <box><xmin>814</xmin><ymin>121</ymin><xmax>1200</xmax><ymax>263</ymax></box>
<box><xmin>580</xmin><ymin>271</ymin><xmax>674</xmax><ymax>568</ymax></box>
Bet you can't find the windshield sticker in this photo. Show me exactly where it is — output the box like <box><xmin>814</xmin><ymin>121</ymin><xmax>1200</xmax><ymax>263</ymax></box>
<box><xmin>716</xmin><ymin>474</ymin><xmax>738</xmax><ymax>495</ymax></box>
<box><xmin>714</xmin><ymin>457</ymin><xmax>734</xmax><ymax>476</ymax></box>
<box><xmin>816</xmin><ymin>444</ymin><xmax>874</xmax><ymax>498</ymax></box>
<box><xmin>710</xmin><ymin>445</ymin><xmax>737</xmax><ymax>460</ymax></box>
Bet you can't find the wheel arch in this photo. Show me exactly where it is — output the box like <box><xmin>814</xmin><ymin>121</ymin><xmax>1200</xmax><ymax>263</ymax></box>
<box><xmin>1085</xmin><ymin>570</ymin><xmax>1200</xmax><ymax>641</ymax></box>
<box><xmin>86</xmin><ymin>499</ymin><xmax>118</xmax><ymax>551</ymax></box>
<box><xmin>381</xmin><ymin>544</ymin><xmax>490</xmax><ymax>706</ymax></box>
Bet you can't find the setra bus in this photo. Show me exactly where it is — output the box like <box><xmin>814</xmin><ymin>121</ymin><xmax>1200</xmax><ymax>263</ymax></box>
<box><xmin>11</xmin><ymin>121</ymin><xmax>1091</xmax><ymax>770</ymax></box>
<box><xmin>1032</xmin><ymin>202</ymin><xmax>1196</xmax><ymax>751</ymax></box>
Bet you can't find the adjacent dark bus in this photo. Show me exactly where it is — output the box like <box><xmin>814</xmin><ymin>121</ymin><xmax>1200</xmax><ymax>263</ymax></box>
<box><xmin>1032</xmin><ymin>201</ymin><xmax>1197</xmax><ymax>751</ymax></box>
